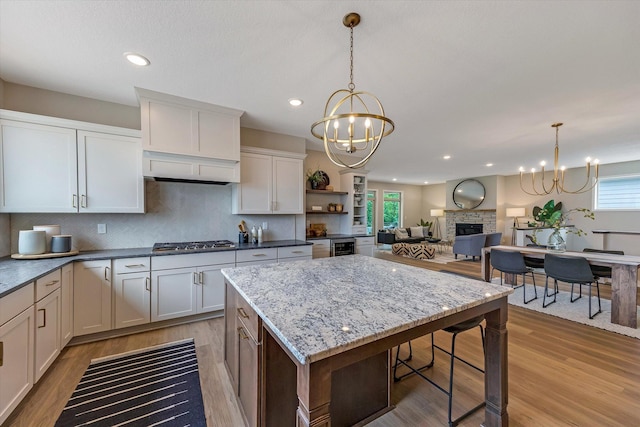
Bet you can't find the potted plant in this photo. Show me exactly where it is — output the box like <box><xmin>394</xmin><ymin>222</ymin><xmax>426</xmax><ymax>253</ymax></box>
<box><xmin>306</xmin><ymin>168</ymin><xmax>326</xmax><ymax>190</ymax></box>
<box><xmin>417</xmin><ymin>218</ymin><xmax>433</xmax><ymax>236</ymax></box>
<box><xmin>530</xmin><ymin>200</ymin><xmax>594</xmax><ymax>250</ymax></box>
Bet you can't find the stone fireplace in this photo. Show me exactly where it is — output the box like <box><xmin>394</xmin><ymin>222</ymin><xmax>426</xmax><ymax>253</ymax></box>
<box><xmin>445</xmin><ymin>210</ymin><xmax>496</xmax><ymax>241</ymax></box>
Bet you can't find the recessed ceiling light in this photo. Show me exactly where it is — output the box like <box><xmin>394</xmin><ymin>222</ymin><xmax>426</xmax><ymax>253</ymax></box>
<box><xmin>124</xmin><ymin>52</ymin><xmax>150</xmax><ymax>66</ymax></box>
<box><xmin>424</xmin><ymin>181</ymin><xmax>429</xmax><ymax>184</ymax></box>
<box><xmin>288</xmin><ymin>98</ymin><xmax>303</xmax><ymax>107</ymax></box>
<box><xmin>392</xmin><ymin>178</ymin><xmax>397</xmax><ymax>181</ymax></box>
<box><xmin>443</xmin><ymin>155</ymin><xmax>451</xmax><ymax>160</ymax></box>
<box><xmin>486</xmin><ymin>163</ymin><xmax>493</xmax><ymax>167</ymax></box>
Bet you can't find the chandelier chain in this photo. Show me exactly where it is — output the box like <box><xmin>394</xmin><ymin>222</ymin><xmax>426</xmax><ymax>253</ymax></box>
<box><xmin>348</xmin><ymin>24</ymin><xmax>355</xmax><ymax>91</ymax></box>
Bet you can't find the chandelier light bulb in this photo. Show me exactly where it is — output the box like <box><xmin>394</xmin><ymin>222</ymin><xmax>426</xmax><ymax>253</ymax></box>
<box><xmin>540</xmin><ymin>161</ymin><xmax>546</xmax><ymax>167</ymax></box>
<box><xmin>586</xmin><ymin>157</ymin><xmax>592</xmax><ymax>163</ymax></box>
<box><xmin>560</xmin><ymin>166</ymin><xmax>566</xmax><ymax>171</ymax></box>
<box><xmin>594</xmin><ymin>159</ymin><xmax>599</xmax><ymax>164</ymax></box>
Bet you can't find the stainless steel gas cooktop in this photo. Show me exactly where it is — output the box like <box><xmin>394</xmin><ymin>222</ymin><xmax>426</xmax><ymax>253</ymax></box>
<box><xmin>152</xmin><ymin>240</ymin><xmax>235</xmax><ymax>252</ymax></box>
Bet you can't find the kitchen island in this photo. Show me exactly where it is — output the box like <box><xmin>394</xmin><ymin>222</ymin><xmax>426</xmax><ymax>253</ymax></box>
<box><xmin>222</xmin><ymin>255</ymin><xmax>512</xmax><ymax>426</ymax></box>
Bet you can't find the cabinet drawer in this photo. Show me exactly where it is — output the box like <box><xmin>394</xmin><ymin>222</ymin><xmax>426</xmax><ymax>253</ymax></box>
<box><xmin>352</xmin><ymin>226</ymin><xmax>367</xmax><ymax>235</ymax></box>
<box><xmin>236</xmin><ymin>295</ymin><xmax>260</xmax><ymax>341</ymax></box>
<box><xmin>236</xmin><ymin>248</ymin><xmax>277</xmax><ymax>264</ymax></box>
<box><xmin>152</xmin><ymin>251</ymin><xmax>236</xmax><ymax>270</ymax></box>
<box><xmin>35</xmin><ymin>269</ymin><xmax>61</xmax><ymax>301</ymax></box>
<box><xmin>277</xmin><ymin>245</ymin><xmax>312</xmax><ymax>260</ymax></box>
<box><xmin>114</xmin><ymin>257</ymin><xmax>151</xmax><ymax>273</ymax></box>
<box><xmin>356</xmin><ymin>236</ymin><xmax>375</xmax><ymax>246</ymax></box>
<box><xmin>0</xmin><ymin>282</ymin><xmax>34</xmax><ymax>326</ymax></box>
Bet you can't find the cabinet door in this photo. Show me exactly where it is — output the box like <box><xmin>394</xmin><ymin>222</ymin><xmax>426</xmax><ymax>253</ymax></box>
<box><xmin>151</xmin><ymin>267</ymin><xmax>197</xmax><ymax>322</ymax></box>
<box><xmin>0</xmin><ymin>307</ymin><xmax>34</xmax><ymax>425</ymax></box>
<box><xmin>114</xmin><ymin>272</ymin><xmax>151</xmax><ymax>329</ymax></box>
<box><xmin>311</xmin><ymin>239</ymin><xmax>331</xmax><ymax>259</ymax></box>
<box><xmin>196</xmin><ymin>110</ymin><xmax>240</xmax><ymax>161</ymax></box>
<box><xmin>60</xmin><ymin>264</ymin><xmax>74</xmax><ymax>347</ymax></box>
<box><xmin>73</xmin><ymin>260</ymin><xmax>112</xmax><ymax>336</ymax></box>
<box><xmin>141</xmin><ymin>99</ymin><xmax>193</xmax><ymax>155</ymax></box>
<box><xmin>224</xmin><ymin>282</ymin><xmax>239</xmax><ymax>393</ymax></box>
<box><xmin>237</xmin><ymin>321</ymin><xmax>260</xmax><ymax>427</ymax></box>
<box><xmin>272</xmin><ymin>156</ymin><xmax>303</xmax><ymax>214</ymax></box>
<box><xmin>197</xmin><ymin>263</ymin><xmax>234</xmax><ymax>313</ymax></box>
<box><xmin>34</xmin><ymin>289</ymin><xmax>61</xmax><ymax>383</ymax></box>
<box><xmin>233</xmin><ymin>153</ymin><xmax>272</xmax><ymax>214</ymax></box>
<box><xmin>0</xmin><ymin>119</ymin><xmax>77</xmax><ymax>213</ymax></box>
<box><xmin>77</xmin><ymin>131</ymin><xmax>144</xmax><ymax>213</ymax></box>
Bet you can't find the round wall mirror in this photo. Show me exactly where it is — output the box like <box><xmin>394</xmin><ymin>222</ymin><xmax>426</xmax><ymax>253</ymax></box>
<box><xmin>453</xmin><ymin>179</ymin><xmax>486</xmax><ymax>209</ymax></box>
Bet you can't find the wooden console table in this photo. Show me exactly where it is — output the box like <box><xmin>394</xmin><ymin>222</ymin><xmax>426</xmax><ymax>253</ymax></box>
<box><xmin>482</xmin><ymin>245</ymin><xmax>640</xmax><ymax>328</ymax></box>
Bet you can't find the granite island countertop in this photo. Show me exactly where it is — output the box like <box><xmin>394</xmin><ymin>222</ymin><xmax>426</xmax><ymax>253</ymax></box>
<box><xmin>221</xmin><ymin>255</ymin><xmax>513</xmax><ymax>365</ymax></box>
<box><xmin>0</xmin><ymin>239</ymin><xmax>311</xmax><ymax>298</ymax></box>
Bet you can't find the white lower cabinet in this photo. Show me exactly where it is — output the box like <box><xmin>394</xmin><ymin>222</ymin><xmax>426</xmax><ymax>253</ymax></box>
<box><xmin>34</xmin><ymin>288</ymin><xmax>61</xmax><ymax>383</ymax></box>
<box><xmin>60</xmin><ymin>264</ymin><xmax>74</xmax><ymax>347</ymax></box>
<box><xmin>151</xmin><ymin>252</ymin><xmax>235</xmax><ymax>322</ymax></box>
<box><xmin>114</xmin><ymin>258</ymin><xmax>151</xmax><ymax>329</ymax></box>
<box><xmin>0</xmin><ymin>284</ymin><xmax>34</xmax><ymax>425</ymax></box>
<box><xmin>355</xmin><ymin>236</ymin><xmax>375</xmax><ymax>257</ymax></box>
<box><xmin>74</xmin><ymin>260</ymin><xmax>112</xmax><ymax>336</ymax></box>
<box><xmin>277</xmin><ymin>245</ymin><xmax>312</xmax><ymax>262</ymax></box>
<box><xmin>310</xmin><ymin>239</ymin><xmax>331</xmax><ymax>259</ymax></box>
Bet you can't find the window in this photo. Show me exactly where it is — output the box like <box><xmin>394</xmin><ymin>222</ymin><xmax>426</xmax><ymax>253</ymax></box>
<box><xmin>367</xmin><ymin>190</ymin><xmax>376</xmax><ymax>234</ymax></box>
<box><xmin>594</xmin><ymin>175</ymin><xmax>640</xmax><ymax>210</ymax></box>
<box><xmin>383</xmin><ymin>191</ymin><xmax>402</xmax><ymax>229</ymax></box>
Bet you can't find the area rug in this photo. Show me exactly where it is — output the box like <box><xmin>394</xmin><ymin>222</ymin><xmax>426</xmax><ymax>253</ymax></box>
<box><xmin>55</xmin><ymin>338</ymin><xmax>206</xmax><ymax>427</ymax></box>
<box><xmin>492</xmin><ymin>279</ymin><xmax>640</xmax><ymax>340</ymax></box>
<box><xmin>375</xmin><ymin>247</ymin><xmax>464</xmax><ymax>264</ymax></box>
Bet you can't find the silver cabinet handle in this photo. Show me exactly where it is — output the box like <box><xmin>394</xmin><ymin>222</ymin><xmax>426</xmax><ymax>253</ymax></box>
<box><xmin>81</xmin><ymin>194</ymin><xmax>87</xmax><ymax>208</ymax></box>
<box><xmin>38</xmin><ymin>308</ymin><xmax>46</xmax><ymax>328</ymax></box>
<box><xmin>72</xmin><ymin>194</ymin><xmax>77</xmax><ymax>208</ymax></box>
<box><xmin>292</xmin><ymin>250</ymin><xmax>304</xmax><ymax>254</ymax></box>
<box><xmin>193</xmin><ymin>272</ymin><xmax>198</xmax><ymax>285</ymax></box>
<box><xmin>45</xmin><ymin>280</ymin><xmax>59</xmax><ymax>286</ymax></box>
<box><xmin>252</xmin><ymin>253</ymin><xmax>267</xmax><ymax>257</ymax></box>
<box><xmin>104</xmin><ymin>266</ymin><xmax>110</xmax><ymax>282</ymax></box>
<box><xmin>145</xmin><ymin>277</ymin><xmax>150</xmax><ymax>291</ymax></box>
<box><xmin>198</xmin><ymin>271</ymin><xmax>204</xmax><ymax>284</ymax></box>
<box><xmin>124</xmin><ymin>264</ymin><xmax>146</xmax><ymax>268</ymax></box>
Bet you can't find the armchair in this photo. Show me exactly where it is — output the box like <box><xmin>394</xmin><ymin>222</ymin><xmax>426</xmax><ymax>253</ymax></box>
<box><xmin>452</xmin><ymin>234</ymin><xmax>487</xmax><ymax>261</ymax></box>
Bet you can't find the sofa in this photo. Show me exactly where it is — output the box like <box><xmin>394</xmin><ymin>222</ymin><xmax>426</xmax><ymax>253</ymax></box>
<box><xmin>377</xmin><ymin>227</ymin><xmax>430</xmax><ymax>245</ymax></box>
<box><xmin>453</xmin><ymin>232</ymin><xmax>502</xmax><ymax>261</ymax></box>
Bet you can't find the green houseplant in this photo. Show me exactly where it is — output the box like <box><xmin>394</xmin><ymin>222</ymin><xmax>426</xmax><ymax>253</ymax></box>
<box><xmin>417</xmin><ymin>218</ymin><xmax>433</xmax><ymax>236</ymax></box>
<box><xmin>530</xmin><ymin>199</ymin><xmax>594</xmax><ymax>250</ymax></box>
<box><xmin>306</xmin><ymin>168</ymin><xmax>326</xmax><ymax>190</ymax></box>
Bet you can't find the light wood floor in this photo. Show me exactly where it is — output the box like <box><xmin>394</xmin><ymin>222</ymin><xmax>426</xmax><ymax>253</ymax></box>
<box><xmin>7</xmin><ymin>255</ymin><xmax>640</xmax><ymax>426</ymax></box>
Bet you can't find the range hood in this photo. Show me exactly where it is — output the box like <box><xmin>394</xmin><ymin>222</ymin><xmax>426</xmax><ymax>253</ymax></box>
<box><xmin>136</xmin><ymin>87</ymin><xmax>243</xmax><ymax>184</ymax></box>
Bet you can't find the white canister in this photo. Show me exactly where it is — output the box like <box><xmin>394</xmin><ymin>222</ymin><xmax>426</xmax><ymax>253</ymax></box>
<box><xmin>33</xmin><ymin>225</ymin><xmax>61</xmax><ymax>252</ymax></box>
<box><xmin>18</xmin><ymin>230</ymin><xmax>46</xmax><ymax>255</ymax></box>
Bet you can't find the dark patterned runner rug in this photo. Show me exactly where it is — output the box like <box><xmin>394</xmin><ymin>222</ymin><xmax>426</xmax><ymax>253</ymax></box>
<box><xmin>55</xmin><ymin>339</ymin><xmax>206</xmax><ymax>427</ymax></box>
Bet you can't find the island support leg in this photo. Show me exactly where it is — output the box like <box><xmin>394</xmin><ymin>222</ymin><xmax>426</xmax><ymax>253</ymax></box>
<box><xmin>611</xmin><ymin>265</ymin><xmax>638</xmax><ymax>328</ymax></box>
<box><xmin>296</xmin><ymin>359</ymin><xmax>332</xmax><ymax>427</ymax></box>
<box><xmin>483</xmin><ymin>299</ymin><xmax>509</xmax><ymax>427</ymax></box>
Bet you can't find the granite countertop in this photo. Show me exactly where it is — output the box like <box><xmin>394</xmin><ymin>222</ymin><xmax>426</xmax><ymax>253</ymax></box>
<box><xmin>0</xmin><ymin>239</ymin><xmax>310</xmax><ymax>298</ymax></box>
<box><xmin>221</xmin><ymin>255</ymin><xmax>513</xmax><ymax>365</ymax></box>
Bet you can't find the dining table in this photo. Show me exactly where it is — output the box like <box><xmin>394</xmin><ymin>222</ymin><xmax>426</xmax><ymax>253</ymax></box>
<box><xmin>481</xmin><ymin>245</ymin><xmax>640</xmax><ymax>328</ymax></box>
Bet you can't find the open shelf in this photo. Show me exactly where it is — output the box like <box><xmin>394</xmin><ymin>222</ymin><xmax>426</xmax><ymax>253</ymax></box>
<box><xmin>306</xmin><ymin>211</ymin><xmax>349</xmax><ymax>215</ymax></box>
<box><xmin>306</xmin><ymin>189</ymin><xmax>349</xmax><ymax>195</ymax></box>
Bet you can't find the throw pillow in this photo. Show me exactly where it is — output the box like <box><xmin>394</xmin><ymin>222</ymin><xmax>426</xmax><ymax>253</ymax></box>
<box><xmin>410</xmin><ymin>226</ymin><xmax>424</xmax><ymax>238</ymax></box>
<box><xmin>394</xmin><ymin>228</ymin><xmax>409</xmax><ymax>240</ymax></box>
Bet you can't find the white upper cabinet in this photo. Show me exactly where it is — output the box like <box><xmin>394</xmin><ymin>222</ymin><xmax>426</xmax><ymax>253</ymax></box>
<box><xmin>77</xmin><ymin>131</ymin><xmax>144</xmax><ymax>213</ymax></box>
<box><xmin>0</xmin><ymin>110</ymin><xmax>143</xmax><ymax>213</ymax></box>
<box><xmin>231</xmin><ymin>147</ymin><xmax>306</xmax><ymax>214</ymax></box>
<box><xmin>136</xmin><ymin>87</ymin><xmax>243</xmax><ymax>183</ymax></box>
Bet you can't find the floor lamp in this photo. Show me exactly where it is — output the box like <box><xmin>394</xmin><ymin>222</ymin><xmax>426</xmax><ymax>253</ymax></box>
<box><xmin>506</xmin><ymin>208</ymin><xmax>525</xmax><ymax>245</ymax></box>
<box><xmin>430</xmin><ymin>209</ymin><xmax>444</xmax><ymax>240</ymax></box>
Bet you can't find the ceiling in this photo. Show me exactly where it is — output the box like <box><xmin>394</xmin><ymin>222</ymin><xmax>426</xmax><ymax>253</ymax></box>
<box><xmin>1</xmin><ymin>0</ymin><xmax>639</xmax><ymax>185</ymax></box>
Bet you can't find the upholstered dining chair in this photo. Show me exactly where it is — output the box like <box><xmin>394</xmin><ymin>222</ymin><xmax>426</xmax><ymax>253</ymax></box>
<box><xmin>544</xmin><ymin>253</ymin><xmax>602</xmax><ymax>319</ymax></box>
<box><xmin>490</xmin><ymin>249</ymin><xmax>538</xmax><ymax>304</ymax></box>
<box><xmin>582</xmin><ymin>248</ymin><xmax>624</xmax><ymax>283</ymax></box>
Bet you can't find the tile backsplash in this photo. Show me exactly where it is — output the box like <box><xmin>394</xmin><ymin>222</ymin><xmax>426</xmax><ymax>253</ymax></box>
<box><xmin>9</xmin><ymin>181</ymin><xmax>303</xmax><ymax>253</ymax></box>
